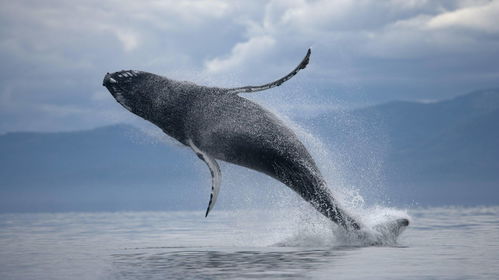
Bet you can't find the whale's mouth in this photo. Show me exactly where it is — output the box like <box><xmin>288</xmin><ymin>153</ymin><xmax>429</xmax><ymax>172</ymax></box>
<box><xmin>103</xmin><ymin>70</ymin><xmax>142</xmax><ymax>86</ymax></box>
<box><xmin>103</xmin><ymin>70</ymin><xmax>142</xmax><ymax>111</ymax></box>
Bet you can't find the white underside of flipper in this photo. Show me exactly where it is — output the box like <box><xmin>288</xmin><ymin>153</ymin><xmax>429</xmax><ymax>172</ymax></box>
<box><xmin>188</xmin><ymin>139</ymin><xmax>221</xmax><ymax>217</ymax></box>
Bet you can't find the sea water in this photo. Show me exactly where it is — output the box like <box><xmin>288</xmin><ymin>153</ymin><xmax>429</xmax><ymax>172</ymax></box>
<box><xmin>0</xmin><ymin>206</ymin><xmax>498</xmax><ymax>280</ymax></box>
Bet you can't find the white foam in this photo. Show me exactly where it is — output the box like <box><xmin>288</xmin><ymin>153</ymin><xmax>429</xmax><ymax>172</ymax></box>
<box><xmin>266</xmin><ymin>205</ymin><xmax>410</xmax><ymax>247</ymax></box>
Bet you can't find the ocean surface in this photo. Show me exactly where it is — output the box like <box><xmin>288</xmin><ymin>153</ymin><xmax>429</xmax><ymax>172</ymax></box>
<box><xmin>0</xmin><ymin>206</ymin><xmax>498</xmax><ymax>280</ymax></box>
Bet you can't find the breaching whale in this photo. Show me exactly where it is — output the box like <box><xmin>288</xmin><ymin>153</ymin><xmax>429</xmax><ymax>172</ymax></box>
<box><xmin>103</xmin><ymin>49</ymin><xmax>407</xmax><ymax>232</ymax></box>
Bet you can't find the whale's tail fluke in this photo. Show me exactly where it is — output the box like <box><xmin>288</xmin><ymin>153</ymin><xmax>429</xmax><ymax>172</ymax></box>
<box><xmin>226</xmin><ymin>48</ymin><xmax>311</xmax><ymax>94</ymax></box>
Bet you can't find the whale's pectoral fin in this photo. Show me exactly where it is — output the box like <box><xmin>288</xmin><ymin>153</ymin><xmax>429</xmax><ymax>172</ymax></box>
<box><xmin>188</xmin><ymin>139</ymin><xmax>221</xmax><ymax>217</ymax></box>
<box><xmin>226</xmin><ymin>48</ymin><xmax>311</xmax><ymax>94</ymax></box>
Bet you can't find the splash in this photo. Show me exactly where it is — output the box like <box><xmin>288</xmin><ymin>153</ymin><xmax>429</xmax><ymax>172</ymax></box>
<box><xmin>270</xmin><ymin>205</ymin><xmax>410</xmax><ymax>247</ymax></box>
<box><xmin>242</xmin><ymin>91</ymin><xmax>411</xmax><ymax>247</ymax></box>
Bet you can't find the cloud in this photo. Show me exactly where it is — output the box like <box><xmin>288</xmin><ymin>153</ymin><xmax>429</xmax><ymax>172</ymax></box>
<box><xmin>0</xmin><ymin>0</ymin><xmax>498</xmax><ymax>133</ymax></box>
<box><xmin>114</xmin><ymin>29</ymin><xmax>140</xmax><ymax>52</ymax></box>
<box><xmin>201</xmin><ymin>0</ymin><xmax>492</xmax><ymax>78</ymax></box>
<box><xmin>204</xmin><ymin>35</ymin><xmax>275</xmax><ymax>74</ymax></box>
<box><xmin>427</xmin><ymin>0</ymin><xmax>499</xmax><ymax>33</ymax></box>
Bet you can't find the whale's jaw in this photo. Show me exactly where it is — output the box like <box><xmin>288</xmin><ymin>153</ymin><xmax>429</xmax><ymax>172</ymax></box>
<box><xmin>103</xmin><ymin>70</ymin><xmax>143</xmax><ymax>112</ymax></box>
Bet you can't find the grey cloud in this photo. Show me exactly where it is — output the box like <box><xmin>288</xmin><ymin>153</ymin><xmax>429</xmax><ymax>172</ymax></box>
<box><xmin>0</xmin><ymin>0</ymin><xmax>498</xmax><ymax>133</ymax></box>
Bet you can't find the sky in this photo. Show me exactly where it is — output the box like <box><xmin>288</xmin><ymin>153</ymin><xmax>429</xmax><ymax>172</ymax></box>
<box><xmin>0</xmin><ymin>0</ymin><xmax>498</xmax><ymax>133</ymax></box>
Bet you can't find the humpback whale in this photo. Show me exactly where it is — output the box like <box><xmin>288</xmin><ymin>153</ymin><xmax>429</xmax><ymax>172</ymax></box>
<box><xmin>103</xmin><ymin>49</ymin><xmax>406</xmax><ymax>232</ymax></box>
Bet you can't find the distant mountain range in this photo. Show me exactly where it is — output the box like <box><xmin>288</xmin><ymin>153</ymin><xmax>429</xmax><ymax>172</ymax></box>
<box><xmin>1</xmin><ymin>89</ymin><xmax>498</xmax><ymax>212</ymax></box>
<box><xmin>0</xmin><ymin>125</ymin><xmax>203</xmax><ymax>212</ymax></box>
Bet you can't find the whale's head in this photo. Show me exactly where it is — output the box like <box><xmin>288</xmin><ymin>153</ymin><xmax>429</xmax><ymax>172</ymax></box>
<box><xmin>103</xmin><ymin>70</ymin><xmax>161</xmax><ymax>119</ymax></box>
